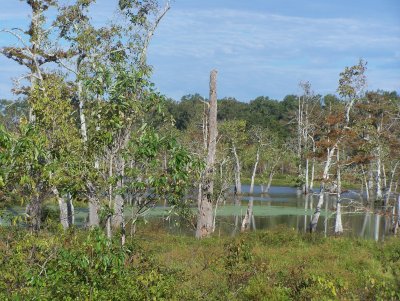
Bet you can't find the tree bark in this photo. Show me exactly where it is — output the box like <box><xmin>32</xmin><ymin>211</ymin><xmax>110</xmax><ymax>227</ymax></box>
<box><xmin>310</xmin><ymin>146</ymin><xmax>336</xmax><ymax>232</ymax></box>
<box><xmin>232</xmin><ymin>144</ymin><xmax>242</xmax><ymax>195</ymax></box>
<box><xmin>241</xmin><ymin>197</ymin><xmax>254</xmax><ymax>231</ymax></box>
<box><xmin>375</xmin><ymin>147</ymin><xmax>383</xmax><ymax>201</ymax></box>
<box><xmin>249</xmin><ymin>148</ymin><xmax>260</xmax><ymax>194</ymax></box>
<box><xmin>310</xmin><ymin>140</ymin><xmax>316</xmax><ymax>192</ymax></box>
<box><xmin>196</xmin><ymin>70</ymin><xmax>218</xmax><ymax>239</ymax></box>
<box><xmin>384</xmin><ymin>162</ymin><xmax>398</xmax><ymax>208</ymax></box>
<box><xmin>334</xmin><ymin>148</ymin><xmax>343</xmax><ymax>234</ymax></box>
<box><xmin>265</xmin><ymin>170</ymin><xmax>275</xmax><ymax>193</ymax></box>
<box><xmin>53</xmin><ymin>187</ymin><xmax>68</xmax><ymax>230</ymax></box>
<box><xmin>87</xmin><ymin>182</ymin><xmax>100</xmax><ymax>227</ymax></box>
<box><xmin>393</xmin><ymin>195</ymin><xmax>400</xmax><ymax>234</ymax></box>
<box><xmin>52</xmin><ymin>187</ymin><xmax>74</xmax><ymax>230</ymax></box>
<box><xmin>305</xmin><ymin>158</ymin><xmax>309</xmax><ymax>194</ymax></box>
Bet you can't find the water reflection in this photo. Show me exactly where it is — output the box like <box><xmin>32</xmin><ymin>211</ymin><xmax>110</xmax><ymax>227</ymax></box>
<box><xmin>2</xmin><ymin>185</ymin><xmax>395</xmax><ymax>240</ymax></box>
<box><xmin>209</xmin><ymin>185</ymin><xmax>395</xmax><ymax>240</ymax></box>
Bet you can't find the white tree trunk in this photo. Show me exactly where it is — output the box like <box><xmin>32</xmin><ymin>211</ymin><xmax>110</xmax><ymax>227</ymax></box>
<box><xmin>310</xmin><ymin>146</ymin><xmax>336</xmax><ymax>232</ymax></box>
<box><xmin>265</xmin><ymin>171</ymin><xmax>275</xmax><ymax>193</ymax></box>
<box><xmin>53</xmin><ymin>187</ymin><xmax>69</xmax><ymax>230</ymax></box>
<box><xmin>361</xmin><ymin>165</ymin><xmax>370</xmax><ymax>203</ymax></box>
<box><xmin>384</xmin><ymin>162</ymin><xmax>398</xmax><ymax>208</ymax></box>
<box><xmin>241</xmin><ymin>197</ymin><xmax>254</xmax><ymax>231</ymax></box>
<box><xmin>393</xmin><ymin>195</ymin><xmax>400</xmax><ymax>234</ymax></box>
<box><xmin>376</xmin><ymin>147</ymin><xmax>383</xmax><ymax>200</ymax></box>
<box><xmin>196</xmin><ymin>70</ymin><xmax>218</xmax><ymax>239</ymax></box>
<box><xmin>305</xmin><ymin>158</ymin><xmax>309</xmax><ymax>194</ymax></box>
<box><xmin>334</xmin><ymin>148</ymin><xmax>343</xmax><ymax>234</ymax></box>
<box><xmin>310</xmin><ymin>140</ymin><xmax>316</xmax><ymax>192</ymax></box>
<box><xmin>249</xmin><ymin>148</ymin><xmax>260</xmax><ymax>194</ymax></box>
<box><xmin>78</xmin><ymin>80</ymin><xmax>88</xmax><ymax>143</ymax></box>
<box><xmin>232</xmin><ymin>144</ymin><xmax>242</xmax><ymax>195</ymax></box>
<box><xmin>87</xmin><ymin>182</ymin><xmax>100</xmax><ymax>227</ymax></box>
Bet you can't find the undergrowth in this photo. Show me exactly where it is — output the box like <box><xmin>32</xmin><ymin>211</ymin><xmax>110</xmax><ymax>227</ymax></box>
<box><xmin>0</xmin><ymin>226</ymin><xmax>399</xmax><ymax>300</ymax></box>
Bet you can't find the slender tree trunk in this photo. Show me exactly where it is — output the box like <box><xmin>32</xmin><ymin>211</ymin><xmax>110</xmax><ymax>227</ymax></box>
<box><xmin>66</xmin><ymin>193</ymin><xmax>74</xmax><ymax>226</ymax></box>
<box><xmin>87</xmin><ymin>182</ymin><xmax>100</xmax><ymax>227</ymax></box>
<box><xmin>53</xmin><ymin>187</ymin><xmax>68</xmax><ymax>230</ymax></box>
<box><xmin>232</xmin><ymin>144</ymin><xmax>241</xmax><ymax>195</ymax></box>
<box><xmin>106</xmin><ymin>155</ymin><xmax>113</xmax><ymax>239</ymax></box>
<box><xmin>265</xmin><ymin>171</ymin><xmax>275</xmax><ymax>193</ymax></box>
<box><xmin>310</xmin><ymin>140</ymin><xmax>316</xmax><ymax>192</ymax></box>
<box><xmin>384</xmin><ymin>162</ymin><xmax>398</xmax><ymax>208</ymax></box>
<box><xmin>310</xmin><ymin>146</ymin><xmax>336</xmax><ymax>232</ymax></box>
<box><xmin>393</xmin><ymin>195</ymin><xmax>400</xmax><ymax>234</ymax></box>
<box><xmin>297</xmin><ymin>96</ymin><xmax>303</xmax><ymax>176</ymax></box>
<box><xmin>112</xmin><ymin>159</ymin><xmax>125</xmax><ymax>231</ymax></box>
<box><xmin>77</xmin><ymin>79</ymin><xmax>88</xmax><ymax>143</ymax></box>
<box><xmin>334</xmin><ymin>148</ymin><xmax>343</xmax><ymax>234</ymax></box>
<box><xmin>368</xmin><ymin>163</ymin><xmax>374</xmax><ymax>198</ymax></box>
<box><xmin>361</xmin><ymin>165</ymin><xmax>370</xmax><ymax>203</ymax></box>
<box><xmin>249</xmin><ymin>148</ymin><xmax>260</xmax><ymax>194</ymax></box>
<box><xmin>196</xmin><ymin>70</ymin><xmax>218</xmax><ymax>239</ymax></box>
<box><xmin>376</xmin><ymin>148</ymin><xmax>383</xmax><ymax>201</ymax></box>
<box><xmin>305</xmin><ymin>158</ymin><xmax>309</xmax><ymax>194</ymax></box>
<box><xmin>241</xmin><ymin>196</ymin><xmax>254</xmax><ymax>231</ymax></box>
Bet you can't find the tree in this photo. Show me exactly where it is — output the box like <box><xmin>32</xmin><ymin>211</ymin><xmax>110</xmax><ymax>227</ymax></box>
<box><xmin>310</xmin><ymin>59</ymin><xmax>367</xmax><ymax>233</ymax></box>
<box><xmin>196</xmin><ymin>70</ymin><xmax>218</xmax><ymax>239</ymax></box>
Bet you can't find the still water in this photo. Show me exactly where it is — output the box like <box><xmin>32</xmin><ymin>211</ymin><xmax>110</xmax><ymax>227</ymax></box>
<box><xmin>1</xmin><ymin>185</ymin><xmax>395</xmax><ymax>240</ymax></box>
<box><xmin>164</xmin><ymin>185</ymin><xmax>395</xmax><ymax>240</ymax></box>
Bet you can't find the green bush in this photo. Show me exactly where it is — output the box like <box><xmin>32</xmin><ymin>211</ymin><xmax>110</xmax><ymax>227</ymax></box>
<box><xmin>0</xmin><ymin>227</ymin><xmax>399</xmax><ymax>300</ymax></box>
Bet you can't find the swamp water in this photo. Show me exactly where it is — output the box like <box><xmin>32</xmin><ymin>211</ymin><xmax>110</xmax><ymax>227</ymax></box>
<box><xmin>164</xmin><ymin>185</ymin><xmax>394</xmax><ymax>240</ymax></box>
<box><xmin>2</xmin><ymin>185</ymin><xmax>395</xmax><ymax>240</ymax></box>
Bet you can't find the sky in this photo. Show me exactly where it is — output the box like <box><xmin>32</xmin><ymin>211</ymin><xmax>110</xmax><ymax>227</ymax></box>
<box><xmin>0</xmin><ymin>0</ymin><xmax>399</xmax><ymax>102</ymax></box>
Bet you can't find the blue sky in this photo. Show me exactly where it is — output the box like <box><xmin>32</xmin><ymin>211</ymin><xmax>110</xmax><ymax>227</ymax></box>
<box><xmin>1</xmin><ymin>0</ymin><xmax>399</xmax><ymax>102</ymax></box>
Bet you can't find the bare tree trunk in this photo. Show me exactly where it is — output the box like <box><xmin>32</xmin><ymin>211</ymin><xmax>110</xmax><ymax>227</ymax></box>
<box><xmin>196</xmin><ymin>70</ymin><xmax>218</xmax><ymax>239</ymax></box>
<box><xmin>393</xmin><ymin>195</ymin><xmax>400</xmax><ymax>234</ymax></box>
<box><xmin>361</xmin><ymin>165</ymin><xmax>370</xmax><ymax>203</ymax></box>
<box><xmin>376</xmin><ymin>148</ymin><xmax>383</xmax><ymax>201</ymax></box>
<box><xmin>241</xmin><ymin>197</ymin><xmax>254</xmax><ymax>231</ymax></box>
<box><xmin>334</xmin><ymin>148</ymin><xmax>343</xmax><ymax>234</ymax></box>
<box><xmin>53</xmin><ymin>187</ymin><xmax>68</xmax><ymax>230</ymax></box>
<box><xmin>367</xmin><ymin>162</ymin><xmax>374</xmax><ymax>196</ymax></box>
<box><xmin>78</xmin><ymin>81</ymin><xmax>88</xmax><ymax>143</ymax></box>
<box><xmin>297</xmin><ymin>95</ymin><xmax>303</xmax><ymax>176</ymax></box>
<box><xmin>87</xmin><ymin>182</ymin><xmax>100</xmax><ymax>227</ymax></box>
<box><xmin>310</xmin><ymin>140</ymin><xmax>316</xmax><ymax>192</ymax></box>
<box><xmin>310</xmin><ymin>146</ymin><xmax>336</xmax><ymax>232</ymax></box>
<box><xmin>53</xmin><ymin>188</ymin><xmax>74</xmax><ymax>230</ymax></box>
<box><xmin>305</xmin><ymin>158</ymin><xmax>309</xmax><ymax>194</ymax></box>
<box><xmin>232</xmin><ymin>144</ymin><xmax>242</xmax><ymax>195</ymax></box>
<box><xmin>384</xmin><ymin>162</ymin><xmax>398</xmax><ymax>208</ymax></box>
<box><xmin>265</xmin><ymin>170</ymin><xmax>275</xmax><ymax>193</ymax></box>
<box><xmin>249</xmin><ymin>148</ymin><xmax>260</xmax><ymax>194</ymax></box>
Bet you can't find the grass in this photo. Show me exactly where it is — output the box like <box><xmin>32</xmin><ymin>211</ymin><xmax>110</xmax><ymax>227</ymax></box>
<box><xmin>0</xmin><ymin>224</ymin><xmax>399</xmax><ymax>300</ymax></box>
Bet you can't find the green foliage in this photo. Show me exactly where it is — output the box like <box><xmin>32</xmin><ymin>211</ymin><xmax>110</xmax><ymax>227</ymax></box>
<box><xmin>1</xmin><ymin>227</ymin><xmax>399</xmax><ymax>300</ymax></box>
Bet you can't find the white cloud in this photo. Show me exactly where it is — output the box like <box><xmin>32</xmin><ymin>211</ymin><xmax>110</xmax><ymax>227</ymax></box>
<box><xmin>148</xmin><ymin>8</ymin><xmax>400</xmax><ymax>100</ymax></box>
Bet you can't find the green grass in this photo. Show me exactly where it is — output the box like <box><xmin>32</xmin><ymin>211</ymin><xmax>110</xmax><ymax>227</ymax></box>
<box><xmin>0</xmin><ymin>226</ymin><xmax>399</xmax><ymax>300</ymax></box>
